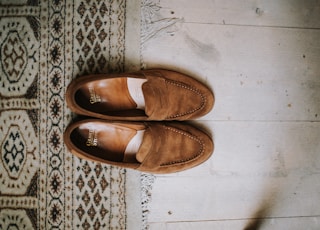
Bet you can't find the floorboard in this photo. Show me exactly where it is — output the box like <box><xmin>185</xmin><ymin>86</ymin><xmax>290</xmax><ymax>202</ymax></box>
<box><xmin>165</xmin><ymin>216</ymin><xmax>320</xmax><ymax>230</ymax></box>
<box><xmin>158</xmin><ymin>0</ymin><xmax>320</xmax><ymax>28</ymax></box>
<box><xmin>142</xmin><ymin>24</ymin><xmax>320</xmax><ymax>121</ymax></box>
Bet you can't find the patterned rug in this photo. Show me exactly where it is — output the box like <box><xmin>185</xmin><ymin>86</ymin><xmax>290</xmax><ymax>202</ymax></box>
<box><xmin>0</xmin><ymin>0</ymin><xmax>152</xmax><ymax>229</ymax></box>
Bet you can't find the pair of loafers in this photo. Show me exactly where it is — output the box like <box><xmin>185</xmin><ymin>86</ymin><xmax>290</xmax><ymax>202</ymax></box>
<box><xmin>64</xmin><ymin>69</ymin><xmax>214</xmax><ymax>174</ymax></box>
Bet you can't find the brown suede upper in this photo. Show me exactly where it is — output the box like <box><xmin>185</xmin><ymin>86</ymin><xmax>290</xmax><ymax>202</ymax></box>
<box><xmin>143</xmin><ymin>75</ymin><xmax>206</xmax><ymax>120</ymax></box>
<box><xmin>136</xmin><ymin>122</ymin><xmax>212</xmax><ymax>173</ymax></box>
<box><xmin>64</xmin><ymin>119</ymin><xmax>214</xmax><ymax>174</ymax></box>
<box><xmin>65</xmin><ymin>69</ymin><xmax>214</xmax><ymax>121</ymax></box>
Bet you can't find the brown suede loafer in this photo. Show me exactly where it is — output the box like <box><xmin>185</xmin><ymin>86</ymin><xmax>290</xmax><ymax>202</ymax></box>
<box><xmin>66</xmin><ymin>69</ymin><xmax>214</xmax><ymax>120</ymax></box>
<box><xmin>64</xmin><ymin>119</ymin><xmax>214</xmax><ymax>174</ymax></box>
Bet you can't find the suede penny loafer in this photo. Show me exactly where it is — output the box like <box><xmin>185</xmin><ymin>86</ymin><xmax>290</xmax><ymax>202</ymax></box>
<box><xmin>64</xmin><ymin>119</ymin><xmax>214</xmax><ymax>174</ymax></box>
<box><xmin>66</xmin><ymin>69</ymin><xmax>214</xmax><ymax>120</ymax></box>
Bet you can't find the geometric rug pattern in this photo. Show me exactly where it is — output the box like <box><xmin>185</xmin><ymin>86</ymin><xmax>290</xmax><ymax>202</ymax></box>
<box><xmin>0</xmin><ymin>0</ymin><xmax>142</xmax><ymax>229</ymax></box>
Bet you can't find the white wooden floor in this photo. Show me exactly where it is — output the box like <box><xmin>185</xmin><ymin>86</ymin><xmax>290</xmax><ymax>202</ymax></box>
<box><xmin>140</xmin><ymin>0</ymin><xmax>320</xmax><ymax>229</ymax></box>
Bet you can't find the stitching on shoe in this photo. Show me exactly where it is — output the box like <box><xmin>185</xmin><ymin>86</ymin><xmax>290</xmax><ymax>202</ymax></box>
<box><xmin>160</xmin><ymin>126</ymin><xmax>205</xmax><ymax>166</ymax></box>
<box><xmin>164</xmin><ymin>79</ymin><xmax>207</xmax><ymax>119</ymax></box>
